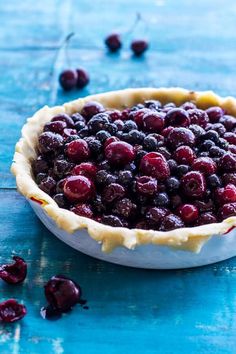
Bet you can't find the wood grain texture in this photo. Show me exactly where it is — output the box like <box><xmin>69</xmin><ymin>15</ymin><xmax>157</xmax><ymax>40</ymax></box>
<box><xmin>1</xmin><ymin>0</ymin><xmax>236</xmax><ymax>353</ymax></box>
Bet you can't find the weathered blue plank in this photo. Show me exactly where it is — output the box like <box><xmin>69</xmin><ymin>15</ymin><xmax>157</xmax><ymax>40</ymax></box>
<box><xmin>0</xmin><ymin>191</ymin><xmax>236</xmax><ymax>353</ymax></box>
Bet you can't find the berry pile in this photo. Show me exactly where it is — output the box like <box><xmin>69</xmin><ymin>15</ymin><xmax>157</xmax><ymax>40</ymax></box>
<box><xmin>33</xmin><ymin>100</ymin><xmax>236</xmax><ymax>231</ymax></box>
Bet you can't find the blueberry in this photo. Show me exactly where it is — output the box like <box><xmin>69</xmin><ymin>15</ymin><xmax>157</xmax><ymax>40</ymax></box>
<box><xmin>87</xmin><ymin>139</ymin><xmax>102</xmax><ymax>154</ymax></box>
<box><xmin>118</xmin><ymin>170</ymin><xmax>133</xmax><ymax>185</ymax></box>
<box><xmin>75</xmin><ymin>121</ymin><xmax>86</xmax><ymax>131</ymax></box>
<box><xmin>87</xmin><ymin>113</ymin><xmax>110</xmax><ymax>133</ymax></box>
<box><xmin>96</xmin><ymin>130</ymin><xmax>111</xmax><ymax>142</ymax></box>
<box><xmin>166</xmin><ymin>177</ymin><xmax>180</xmax><ymax>192</ymax></box>
<box><xmin>203</xmin><ymin>130</ymin><xmax>219</xmax><ymax>143</ymax></box>
<box><xmin>207</xmin><ymin>174</ymin><xmax>222</xmax><ymax>189</ymax></box>
<box><xmin>143</xmin><ymin>136</ymin><xmax>158</xmax><ymax>151</ymax></box>
<box><xmin>176</xmin><ymin>165</ymin><xmax>190</xmax><ymax>177</ymax></box>
<box><xmin>153</xmin><ymin>193</ymin><xmax>170</xmax><ymax>207</ymax></box>
<box><xmin>105</xmin><ymin>123</ymin><xmax>118</xmax><ymax>135</ymax></box>
<box><xmin>128</xmin><ymin>130</ymin><xmax>145</xmax><ymax>144</ymax></box>
<box><xmin>123</xmin><ymin>120</ymin><xmax>138</xmax><ymax>132</ymax></box>
<box><xmin>200</xmin><ymin>140</ymin><xmax>215</xmax><ymax>151</ymax></box>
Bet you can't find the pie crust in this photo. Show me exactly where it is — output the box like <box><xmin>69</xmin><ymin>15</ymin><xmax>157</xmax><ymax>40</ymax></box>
<box><xmin>11</xmin><ymin>88</ymin><xmax>236</xmax><ymax>253</ymax></box>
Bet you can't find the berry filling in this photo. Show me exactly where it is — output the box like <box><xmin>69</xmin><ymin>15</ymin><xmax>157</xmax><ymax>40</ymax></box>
<box><xmin>33</xmin><ymin>99</ymin><xmax>236</xmax><ymax>231</ymax></box>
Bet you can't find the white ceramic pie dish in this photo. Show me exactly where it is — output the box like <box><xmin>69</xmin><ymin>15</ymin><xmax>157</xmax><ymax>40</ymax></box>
<box><xmin>12</xmin><ymin>88</ymin><xmax>236</xmax><ymax>269</ymax></box>
<box><xmin>29</xmin><ymin>198</ymin><xmax>236</xmax><ymax>269</ymax></box>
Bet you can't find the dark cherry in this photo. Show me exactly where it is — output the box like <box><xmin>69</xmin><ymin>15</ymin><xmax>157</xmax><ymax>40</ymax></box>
<box><xmin>177</xmin><ymin>204</ymin><xmax>199</xmax><ymax>224</ymax></box>
<box><xmin>113</xmin><ymin>198</ymin><xmax>137</xmax><ymax>218</ymax></box>
<box><xmin>170</xmin><ymin>194</ymin><xmax>182</xmax><ymax>209</ymax></box>
<box><xmin>146</xmin><ymin>207</ymin><xmax>168</xmax><ymax>224</ymax></box>
<box><xmin>62</xmin><ymin>128</ymin><xmax>78</xmax><ymax>138</ymax></box>
<box><xmin>38</xmin><ymin>132</ymin><xmax>63</xmax><ymax>153</ymax></box>
<box><xmin>142</xmin><ymin>111</ymin><xmax>165</xmax><ymax>132</ymax></box>
<box><xmin>222</xmin><ymin>173</ymin><xmax>236</xmax><ymax>186</ymax></box>
<box><xmin>63</xmin><ymin>175</ymin><xmax>95</xmax><ymax>202</ymax></box>
<box><xmin>224</xmin><ymin>132</ymin><xmax>236</xmax><ymax>145</ymax></box>
<box><xmin>81</xmin><ymin>101</ymin><xmax>104</xmax><ymax>119</ymax></box>
<box><xmin>44</xmin><ymin>275</ymin><xmax>81</xmax><ymax>312</ymax></box>
<box><xmin>44</xmin><ymin>120</ymin><xmax>67</xmax><ymax>134</ymax></box>
<box><xmin>76</xmin><ymin>68</ymin><xmax>89</xmax><ymax>88</ymax></box>
<box><xmin>220</xmin><ymin>115</ymin><xmax>236</xmax><ymax>131</ymax></box>
<box><xmin>0</xmin><ymin>299</ymin><xmax>27</xmax><ymax>323</ymax></box>
<box><xmin>0</xmin><ymin>256</ymin><xmax>27</xmax><ymax>284</ymax></box>
<box><xmin>140</xmin><ymin>152</ymin><xmax>170</xmax><ymax>180</ymax></box>
<box><xmin>218</xmin><ymin>203</ymin><xmax>236</xmax><ymax>220</ymax></box>
<box><xmin>160</xmin><ymin>214</ymin><xmax>184</xmax><ymax>231</ymax></box>
<box><xmin>33</xmin><ymin>156</ymin><xmax>49</xmax><ymax>174</ymax></box>
<box><xmin>72</xmin><ymin>162</ymin><xmax>97</xmax><ymax>180</ymax></box>
<box><xmin>65</xmin><ymin>139</ymin><xmax>90</xmax><ymax>163</ymax></box>
<box><xmin>166</xmin><ymin>127</ymin><xmax>195</xmax><ymax>148</ymax></box>
<box><xmin>136</xmin><ymin>176</ymin><xmax>158</xmax><ymax>195</ymax></box>
<box><xmin>192</xmin><ymin>157</ymin><xmax>217</xmax><ymax>175</ymax></box>
<box><xmin>102</xmin><ymin>215</ymin><xmax>125</xmax><ymax>227</ymax></box>
<box><xmin>53</xmin><ymin>159</ymin><xmax>73</xmax><ymax>178</ymax></box>
<box><xmin>104</xmin><ymin>136</ymin><xmax>119</xmax><ymax>148</ymax></box>
<box><xmin>70</xmin><ymin>203</ymin><xmax>93</xmax><ymax>218</ymax></box>
<box><xmin>188</xmin><ymin>109</ymin><xmax>209</xmax><ymax>127</ymax></box>
<box><xmin>52</xmin><ymin>114</ymin><xmax>75</xmax><ymax>128</ymax></box>
<box><xmin>215</xmin><ymin>184</ymin><xmax>236</xmax><ymax>204</ymax></box>
<box><xmin>219</xmin><ymin>153</ymin><xmax>236</xmax><ymax>172</ymax></box>
<box><xmin>71</xmin><ymin>112</ymin><xmax>86</xmax><ymax>123</ymax></box>
<box><xmin>105</xmin><ymin>33</ymin><xmax>122</xmax><ymax>52</ymax></box>
<box><xmin>131</xmin><ymin>39</ymin><xmax>148</xmax><ymax>56</ymax></box>
<box><xmin>181</xmin><ymin>171</ymin><xmax>206</xmax><ymax>197</ymax></box>
<box><xmin>39</xmin><ymin>176</ymin><xmax>56</xmax><ymax>195</ymax></box>
<box><xmin>206</xmin><ymin>106</ymin><xmax>224</xmax><ymax>123</ymax></box>
<box><xmin>105</xmin><ymin>141</ymin><xmax>135</xmax><ymax>166</ymax></box>
<box><xmin>181</xmin><ymin>102</ymin><xmax>196</xmax><ymax>110</ymax></box>
<box><xmin>107</xmin><ymin>110</ymin><xmax>123</xmax><ymax>121</ymax></box>
<box><xmin>173</xmin><ymin>146</ymin><xmax>195</xmax><ymax>165</ymax></box>
<box><xmin>102</xmin><ymin>183</ymin><xmax>125</xmax><ymax>203</ymax></box>
<box><xmin>130</xmin><ymin>109</ymin><xmax>150</xmax><ymax>128</ymax></box>
<box><xmin>165</xmin><ymin>108</ymin><xmax>190</xmax><ymax>127</ymax></box>
<box><xmin>197</xmin><ymin>212</ymin><xmax>217</xmax><ymax>225</ymax></box>
<box><xmin>229</xmin><ymin>144</ymin><xmax>236</xmax><ymax>154</ymax></box>
<box><xmin>59</xmin><ymin>69</ymin><xmax>78</xmax><ymax>91</ymax></box>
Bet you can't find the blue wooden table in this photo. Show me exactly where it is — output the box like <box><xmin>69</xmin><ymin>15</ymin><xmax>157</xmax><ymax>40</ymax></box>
<box><xmin>1</xmin><ymin>0</ymin><xmax>236</xmax><ymax>353</ymax></box>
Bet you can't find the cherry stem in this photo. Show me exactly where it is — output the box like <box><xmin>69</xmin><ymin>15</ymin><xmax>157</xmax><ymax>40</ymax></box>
<box><xmin>49</xmin><ymin>32</ymin><xmax>75</xmax><ymax>104</ymax></box>
<box><xmin>50</xmin><ymin>32</ymin><xmax>75</xmax><ymax>77</ymax></box>
<box><xmin>123</xmin><ymin>12</ymin><xmax>142</xmax><ymax>37</ymax></box>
